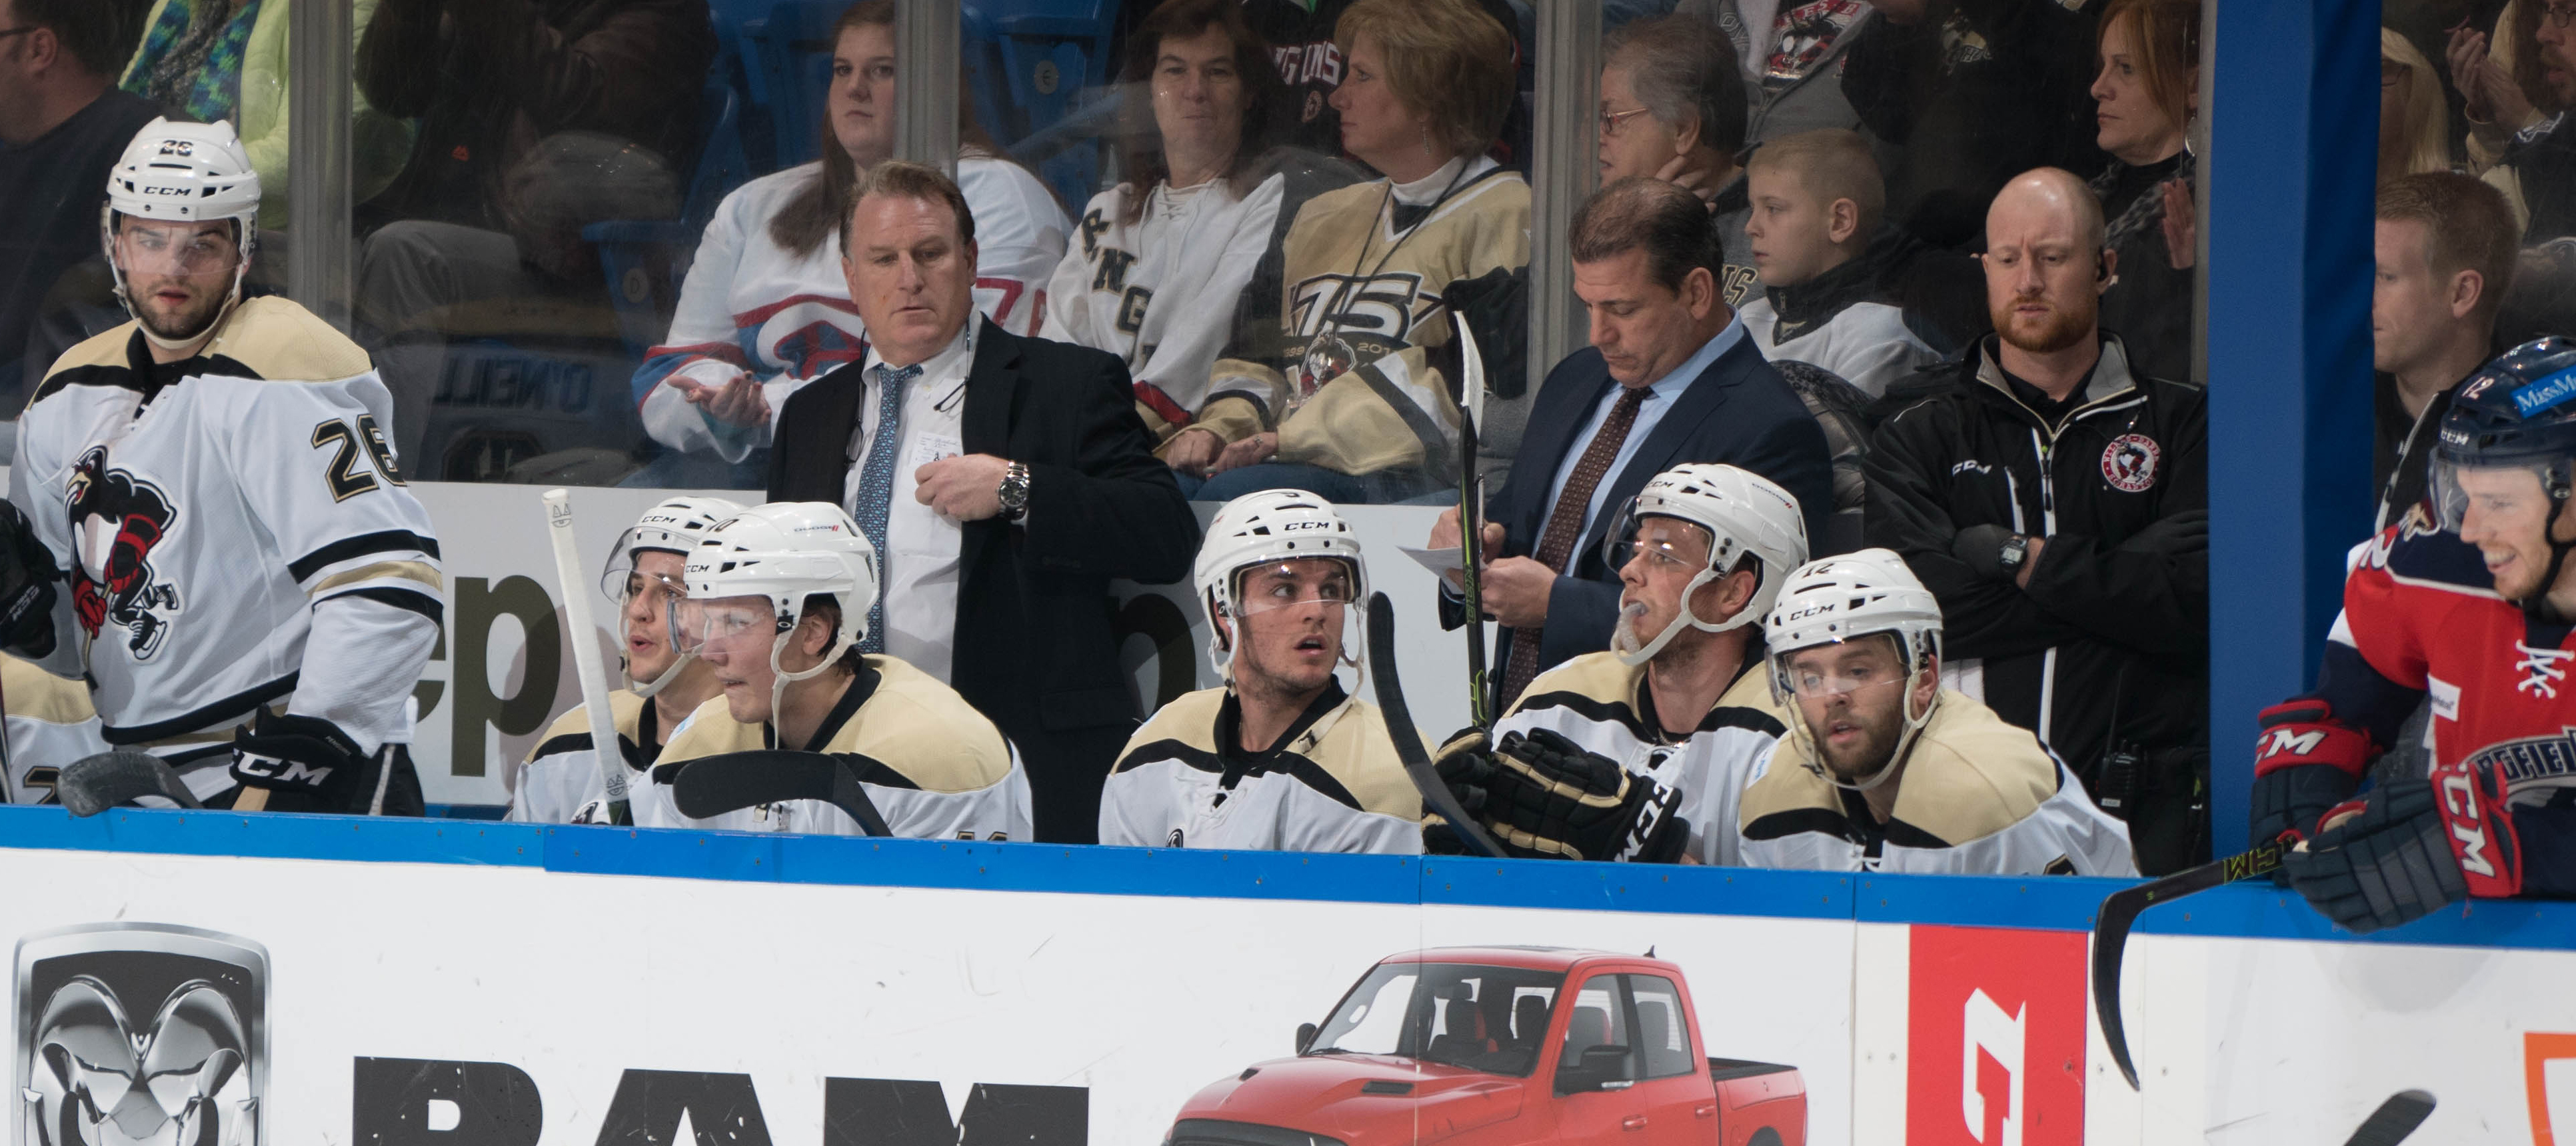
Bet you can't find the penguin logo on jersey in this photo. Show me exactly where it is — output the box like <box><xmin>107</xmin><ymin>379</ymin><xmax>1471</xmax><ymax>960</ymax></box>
<box><xmin>13</xmin><ymin>923</ymin><xmax>268</xmax><ymax>1146</ymax></box>
<box><xmin>63</xmin><ymin>447</ymin><xmax>181</xmax><ymax>661</ymax></box>
<box><xmin>2100</xmin><ymin>433</ymin><xmax>2161</xmax><ymax>493</ymax></box>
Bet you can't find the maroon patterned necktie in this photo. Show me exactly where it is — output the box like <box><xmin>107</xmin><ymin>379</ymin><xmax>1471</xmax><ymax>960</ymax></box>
<box><xmin>1500</xmin><ymin>385</ymin><xmax>1649</xmax><ymax>709</ymax></box>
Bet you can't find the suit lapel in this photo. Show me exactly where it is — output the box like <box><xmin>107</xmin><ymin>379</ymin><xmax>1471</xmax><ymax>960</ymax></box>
<box><xmin>794</xmin><ymin>362</ymin><xmax>870</xmax><ymax>503</ymax></box>
<box><xmin>1574</xmin><ymin>335</ymin><xmax>1751</xmax><ymax>559</ymax></box>
<box><xmin>957</xmin><ymin>318</ymin><xmax>1019</xmax><ymax>583</ymax></box>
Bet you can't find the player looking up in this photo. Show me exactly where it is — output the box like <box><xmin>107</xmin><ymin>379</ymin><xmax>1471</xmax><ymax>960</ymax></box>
<box><xmin>1100</xmin><ymin>490</ymin><xmax>1422</xmax><ymax>853</ymax></box>
<box><xmin>1424</xmin><ymin>465</ymin><xmax>1808</xmax><ymax>864</ymax></box>
<box><xmin>2263</xmin><ymin>339</ymin><xmax>2576</xmax><ymax>933</ymax></box>
<box><xmin>1</xmin><ymin>118</ymin><xmax>443</xmax><ymax>813</ymax></box>
<box><xmin>641</xmin><ymin>502</ymin><xmax>1030</xmax><ymax>839</ymax></box>
<box><xmin>509</xmin><ymin>495</ymin><xmax>742</xmax><ymax>823</ymax></box>
<box><xmin>1736</xmin><ymin>550</ymin><xmax>2137</xmax><ymax>874</ymax></box>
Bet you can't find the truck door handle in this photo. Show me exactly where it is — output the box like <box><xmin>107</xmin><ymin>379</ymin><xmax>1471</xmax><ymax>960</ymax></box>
<box><xmin>1694</xmin><ymin>1103</ymin><xmax>1717</xmax><ymax>1119</ymax></box>
<box><xmin>1622</xmin><ymin>1116</ymin><xmax>1649</xmax><ymax>1131</ymax></box>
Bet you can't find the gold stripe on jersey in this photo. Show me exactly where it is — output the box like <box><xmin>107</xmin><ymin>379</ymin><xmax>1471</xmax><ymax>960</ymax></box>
<box><xmin>1</xmin><ymin>654</ymin><xmax>97</xmax><ymax>727</ymax></box>
<box><xmin>310</xmin><ymin>560</ymin><xmax>445</xmax><ymax>596</ymax></box>
<box><xmin>37</xmin><ymin>297</ymin><xmax>374</xmax><ymax>395</ymax></box>
<box><xmin>1116</xmin><ymin>687</ymin><xmax>1422</xmax><ymax>821</ymax></box>
<box><xmin>1509</xmin><ymin>651</ymin><xmax>1790</xmax><ymax>741</ymax></box>
<box><xmin>659</xmin><ymin>656</ymin><xmax>1014</xmax><ymax>793</ymax></box>
<box><xmin>527</xmin><ymin>689</ymin><xmax>648</xmax><ymax>761</ymax></box>
<box><xmin>1740</xmin><ymin>691</ymin><xmax>2062</xmax><ymax>845</ymax></box>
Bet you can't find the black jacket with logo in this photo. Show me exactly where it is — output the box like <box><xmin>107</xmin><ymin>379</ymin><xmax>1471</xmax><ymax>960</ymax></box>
<box><xmin>1862</xmin><ymin>335</ymin><xmax>2208</xmax><ymax>838</ymax></box>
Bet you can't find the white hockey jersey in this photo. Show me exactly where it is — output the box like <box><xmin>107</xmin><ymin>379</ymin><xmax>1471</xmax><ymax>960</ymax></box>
<box><xmin>636</xmin><ymin>157</ymin><xmax>1070</xmax><ymax>462</ymax></box>
<box><xmin>1736</xmin><ymin>691</ymin><xmax>2137</xmax><ymax>875</ymax></box>
<box><xmin>1498</xmin><ymin>653</ymin><xmax>1790</xmax><ymax>867</ymax></box>
<box><xmin>13</xmin><ymin>299</ymin><xmax>443</xmax><ymax>755</ymax></box>
<box><xmin>1040</xmin><ymin>175</ymin><xmax>1286</xmax><ymax>447</ymax></box>
<box><xmin>0</xmin><ymin>654</ymin><xmax>111</xmax><ymax>803</ymax></box>
<box><xmin>507</xmin><ymin>689</ymin><xmax>660</xmax><ymax>824</ymax></box>
<box><xmin>1101</xmin><ymin>683</ymin><xmax>1422</xmax><ymax>854</ymax></box>
<box><xmin>637</xmin><ymin>655</ymin><xmax>1031</xmax><ymax>839</ymax></box>
<box><xmin>1735</xmin><ymin>293</ymin><xmax>1937</xmax><ymax>399</ymax></box>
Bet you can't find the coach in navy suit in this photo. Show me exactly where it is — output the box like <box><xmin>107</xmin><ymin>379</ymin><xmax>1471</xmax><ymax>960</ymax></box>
<box><xmin>1435</xmin><ymin>178</ymin><xmax>1832</xmax><ymax>711</ymax></box>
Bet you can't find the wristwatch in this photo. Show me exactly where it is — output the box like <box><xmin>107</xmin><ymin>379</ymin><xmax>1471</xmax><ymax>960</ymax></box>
<box><xmin>996</xmin><ymin>461</ymin><xmax>1032</xmax><ymax>523</ymax></box>
<box><xmin>1997</xmin><ymin>533</ymin><xmax>2031</xmax><ymax>575</ymax></box>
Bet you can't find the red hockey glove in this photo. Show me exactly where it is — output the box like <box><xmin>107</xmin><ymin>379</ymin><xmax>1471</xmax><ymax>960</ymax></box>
<box><xmin>2429</xmin><ymin>751</ymin><xmax>2524</xmax><ymax>899</ymax></box>
<box><xmin>2248</xmin><ymin>698</ymin><xmax>2376</xmax><ymax>846</ymax></box>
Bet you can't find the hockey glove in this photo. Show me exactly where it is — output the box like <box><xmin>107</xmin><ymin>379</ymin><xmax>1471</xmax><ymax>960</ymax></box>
<box><xmin>1477</xmin><ymin>728</ymin><xmax>1689</xmax><ymax>863</ymax></box>
<box><xmin>1422</xmin><ymin>729</ymin><xmax>1497</xmax><ymax>855</ymax></box>
<box><xmin>0</xmin><ymin>497</ymin><xmax>58</xmax><ymax>658</ymax></box>
<box><xmin>2248</xmin><ymin>698</ymin><xmax>2375</xmax><ymax>849</ymax></box>
<box><xmin>1951</xmin><ymin>524</ymin><xmax>2016</xmax><ymax>581</ymax></box>
<box><xmin>231</xmin><ymin>711</ymin><xmax>365</xmax><ymax>802</ymax></box>
<box><xmin>2283</xmin><ymin>779</ymin><xmax>2469</xmax><ymax>934</ymax></box>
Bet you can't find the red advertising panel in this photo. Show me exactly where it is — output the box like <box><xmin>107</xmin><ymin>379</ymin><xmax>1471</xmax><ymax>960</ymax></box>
<box><xmin>1907</xmin><ymin>925</ymin><xmax>2087</xmax><ymax>1146</ymax></box>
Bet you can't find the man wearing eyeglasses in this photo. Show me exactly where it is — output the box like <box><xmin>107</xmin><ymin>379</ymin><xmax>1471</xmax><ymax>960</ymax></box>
<box><xmin>2477</xmin><ymin>0</ymin><xmax>2576</xmax><ymax>242</ymax></box>
<box><xmin>1596</xmin><ymin>15</ymin><xmax>1760</xmax><ymax>307</ymax></box>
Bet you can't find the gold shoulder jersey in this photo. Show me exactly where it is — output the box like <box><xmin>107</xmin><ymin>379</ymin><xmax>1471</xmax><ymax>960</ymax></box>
<box><xmin>638</xmin><ymin>655</ymin><xmax>1030</xmax><ymax>839</ymax></box>
<box><xmin>1101</xmin><ymin>682</ymin><xmax>1422</xmax><ymax>853</ymax></box>
<box><xmin>1490</xmin><ymin>652</ymin><xmax>1789</xmax><ymax>865</ymax></box>
<box><xmin>1738</xmin><ymin>691</ymin><xmax>2137</xmax><ymax>875</ymax></box>
<box><xmin>1204</xmin><ymin>158</ymin><xmax>1530</xmax><ymax>477</ymax></box>
<box><xmin>507</xmin><ymin>689</ymin><xmax>653</xmax><ymax>823</ymax></box>
<box><xmin>0</xmin><ymin>653</ymin><xmax>111</xmax><ymax>803</ymax></box>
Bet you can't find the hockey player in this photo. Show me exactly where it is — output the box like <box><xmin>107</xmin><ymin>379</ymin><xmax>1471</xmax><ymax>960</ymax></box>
<box><xmin>508</xmin><ymin>495</ymin><xmax>742</xmax><ymax>823</ymax></box>
<box><xmin>1100</xmin><ymin>490</ymin><xmax>1422</xmax><ymax>853</ymax></box>
<box><xmin>643</xmin><ymin>502</ymin><xmax>1031</xmax><ymax>839</ymax></box>
<box><xmin>1736</xmin><ymin>550</ymin><xmax>2137</xmax><ymax>874</ymax></box>
<box><xmin>1425</xmin><ymin>465</ymin><xmax>1809</xmax><ymax>864</ymax></box>
<box><xmin>1</xmin><ymin>118</ymin><xmax>442</xmax><ymax>813</ymax></box>
<box><xmin>2261</xmin><ymin>339</ymin><xmax>2576</xmax><ymax>934</ymax></box>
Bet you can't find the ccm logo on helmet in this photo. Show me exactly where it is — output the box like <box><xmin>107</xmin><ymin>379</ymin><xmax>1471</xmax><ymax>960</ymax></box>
<box><xmin>141</xmin><ymin>185</ymin><xmax>191</xmax><ymax>197</ymax></box>
<box><xmin>1780</xmin><ymin>603</ymin><xmax>1838</xmax><ymax>622</ymax></box>
<box><xmin>1280</xmin><ymin>520</ymin><xmax>1331</xmax><ymax>531</ymax></box>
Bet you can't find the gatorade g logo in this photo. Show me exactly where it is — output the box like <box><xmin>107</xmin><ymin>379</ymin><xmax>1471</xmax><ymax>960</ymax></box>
<box><xmin>1908</xmin><ymin>925</ymin><xmax>2083</xmax><ymax>1145</ymax></box>
<box><xmin>15</xmin><ymin>923</ymin><xmax>268</xmax><ymax>1146</ymax></box>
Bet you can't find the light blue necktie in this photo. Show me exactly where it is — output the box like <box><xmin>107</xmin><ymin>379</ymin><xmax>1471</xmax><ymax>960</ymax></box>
<box><xmin>852</xmin><ymin>363</ymin><xmax>918</xmax><ymax>653</ymax></box>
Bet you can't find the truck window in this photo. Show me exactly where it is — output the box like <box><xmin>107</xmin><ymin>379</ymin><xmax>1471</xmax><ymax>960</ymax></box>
<box><xmin>1624</xmin><ymin>974</ymin><xmax>1696</xmax><ymax>1080</ymax></box>
<box><xmin>1559</xmin><ymin>977</ymin><xmax>1641</xmax><ymax>1087</ymax></box>
<box><xmin>1308</xmin><ymin>963</ymin><xmax>1564</xmax><ymax>1078</ymax></box>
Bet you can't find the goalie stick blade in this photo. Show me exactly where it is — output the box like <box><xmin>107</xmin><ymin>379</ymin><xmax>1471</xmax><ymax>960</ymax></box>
<box><xmin>2093</xmin><ymin>839</ymin><xmax>2288</xmax><ymax>1089</ymax></box>
<box><xmin>670</xmin><ymin>750</ymin><xmax>892</xmax><ymax>837</ymax></box>
<box><xmin>1366</xmin><ymin>592</ymin><xmax>1504</xmax><ymax>858</ymax></box>
<box><xmin>54</xmin><ymin>751</ymin><xmax>205</xmax><ymax>816</ymax></box>
<box><xmin>2343</xmin><ymin>1090</ymin><xmax>2435</xmax><ymax>1146</ymax></box>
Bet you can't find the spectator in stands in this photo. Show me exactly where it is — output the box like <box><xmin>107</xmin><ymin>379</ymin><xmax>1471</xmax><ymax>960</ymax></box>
<box><xmin>1042</xmin><ymin>0</ymin><xmax>1321</xmax><ymax>479</ymax></box>
<box><xmin>762</xmin><ymin>160</ymin><xmax>1196</xmax><ymax>844</ymax></box>
<box><xmin>2473</xmin><ymin>0</ymin><xmax>2576</xmax><ymax>239</ymax></box>
<box><xmin>1431</xmin><ymin>178</ymin><xmax>1831</xmax><ymax>714</ymax></box>
<box><xmin>2449</xmin><ymin>1</ymin><xmax>2554</xmax><ymax>211</ymax></box>
<box><xmin>1840</xmin><ymin>0</ymin><xmax>2103</xmax><ymax>251</ymax></box>
<box><xmin>1862</xmin><ymin>168</ymin><xmax>2207</xmax><ymax>875</ymax></box>
<box><xmin>624</xmin><ymin>0</ymin><xmax>1067</xmax><ymax>486</ymax></box>
<box><xmin>1737</xmin><ymin>128</ymin><xmax>1936</xmax><ymax>397</ymax></box>
<box><xmin>124</xmin><ymin>0</ymin><xmax>412</xmax><ymax>230</ymax></box>
<box><xmin>2383</xmin><ymin>29</ymin><xmax>2456</xmax><ymax>183</ymax></box>
<box><xmin>1240</xmin><ymin>0</ymin><xmax>1532</xmax><ymax>168</ymax></box>
<box><xmin>1597</xmin><ymin>15</ymin><xmax>1758</xmax><ymax>309</ymax></box>
<box><xmin>2085</xmin><ymin>0</ymin><xmax>2197</xmax><ymax>383</ymax></box>
<box><xmin>1192</xmin><ymin>0</ymin><xmax>1527</xmax><ymax>505</ymax></box>
<box><xmin>2373</xmin><ymin>173</ymin><xmax>2517</xmax><ymax>531</ymax></box>
<box><xmin>1672</xmin><ymin>0</ymin><xmax>1872</xmax><ymax>147</ymax></box>
<box><xmin>0</xmin><ymin>0</ymin><xmax>158</xmax><ymax>398</ymax></box>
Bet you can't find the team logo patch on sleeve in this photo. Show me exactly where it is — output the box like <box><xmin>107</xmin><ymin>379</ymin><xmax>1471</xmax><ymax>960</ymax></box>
<box><xmin>2100</xmin><ymin>433</ymin><xmax>2162</xmax><ymax>493</ymax></box>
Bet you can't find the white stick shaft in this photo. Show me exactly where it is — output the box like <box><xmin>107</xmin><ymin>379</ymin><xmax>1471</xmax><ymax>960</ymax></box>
<box><xmin>543</xmin><ymin>489</ymin><xmax>630</xmax><ymax>812</ymax></box>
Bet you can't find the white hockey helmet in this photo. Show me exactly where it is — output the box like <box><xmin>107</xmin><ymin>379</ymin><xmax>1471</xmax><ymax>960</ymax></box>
<box><xmin>603</xmin><ymin>495</ymin><xmax>744</xmax><ymax>696</ymax></box>
<box><xmin>675</xmin><ymin>503</ymin><xmax>879</xmax><ymax>717</ymax></box>
<box><xmin>100</xmin><ymin>118</ymin><xmax>263</xmax><ymax>347</ymax></box>
<box><xmin>1762</xmin><ymin>549</ymin><xmax>1945</xmax><ymax>791</ymax></box>
<box><xmin>1602</xmin><ymin>463</ymin><xmax>1810</xmax><ymax>665</ymax></box>
<box><xmin>1193</xmin><ymin>489</ymin><xmax>1368</xmax><ymax>679</ymax></box>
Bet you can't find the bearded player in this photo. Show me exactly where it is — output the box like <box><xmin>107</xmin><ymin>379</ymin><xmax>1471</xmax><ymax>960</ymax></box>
<box><xmin>2263</xmin><ymin>339</ymin><xmax>2576</xmax><ymax>933</ymax></box>
<box><xmin>0</xmin><ymin>119</ymin><xmax>441</xmax><ymax>813</ymax></box>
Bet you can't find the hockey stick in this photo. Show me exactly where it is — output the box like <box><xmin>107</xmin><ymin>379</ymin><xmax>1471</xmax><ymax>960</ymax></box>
<box><xmin>543</xmin><ymin>489</ymin><xmax>633</xmax><ymax>826</ymax></box>
<box><xmin>2094</xmin><ymin>837</ymin><xmax>2288</xmax><ymax>1088</ymax></box>
<box><xmin>668</xmin><ymin>750</ymin><xmax>892</xmax><ymax>836</ymax></box>
<box><xmin>1452</xmin><ymin>311</ymin><xmax>1492</xmax><ymax>729</ymax></box>
<box><xmin>1366</xmin><ymin>592</ymin><xmax>1504</xmax><ymax>857</ymax></box>
<box><xmin>54</xmin><ymin>751</ymin><xmax>205</xmax><ymax>816</ymax></box>
<box><xmin>2343</xmin><ymin>1090</ymin><xmax>2435</xmax><ymax>1146</ymax></box>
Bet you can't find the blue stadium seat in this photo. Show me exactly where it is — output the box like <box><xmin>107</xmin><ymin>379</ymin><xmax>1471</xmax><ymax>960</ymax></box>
<box><xmin>583</xmin><ymin>82</ymin><xmax>752</xmax><ymax>358</ymax></box>
<box><xmin>740</xmin><ymin>1</ymin><xmax>844</xmax><ymax>171</ymax></box>
<box><xmin>968</xmin><ymin>0</ymin><xmax>1122</xmax><ymax>207</ymax></box>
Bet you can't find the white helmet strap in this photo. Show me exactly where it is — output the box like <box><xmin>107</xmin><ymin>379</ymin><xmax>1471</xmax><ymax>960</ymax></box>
<box><xmin>764</xmin><ymin>608</ymin><xmax>858</xmax><ymax>736</ymax></box>
<box><xmin>1614</xmin><ymin>563</ymin><xmax>1762</xmax><ymax>667</ymax></box>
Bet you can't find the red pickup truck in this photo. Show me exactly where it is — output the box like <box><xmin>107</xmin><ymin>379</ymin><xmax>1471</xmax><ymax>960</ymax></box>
<box><xmin>1164</xmin><ymin>946</ymin><xmax>1805</xmax><ymax>1146</ymax></box>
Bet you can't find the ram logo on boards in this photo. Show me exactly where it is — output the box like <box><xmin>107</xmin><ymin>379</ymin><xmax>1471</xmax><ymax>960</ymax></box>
<box><xmin>1907</xmin><ymin>925</ymin><xmax>2083</xmax><ymax>1146</ymax></box>
<box><xmin>15</xmin><ymin>923</ymin><xmax>267</xmax><ymax>1146</ymax></box>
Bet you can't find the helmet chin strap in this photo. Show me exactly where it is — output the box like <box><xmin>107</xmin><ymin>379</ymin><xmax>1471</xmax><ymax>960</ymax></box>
<box><xmin>764</xmin><ymin>624</ymin><xmax>858</xmax><ymax>745</ymax></box>
<box><xmin>2522</xmin><ymin>493</ymin><xmax>2576</xmax><ymax>623</ymax></box>
<box><xmin>1801</xmin><ymin>669</ymin><xmax>1940</xmax><ymax>795</ymax></box>
<box><xmin>107</xmin><ymin>217</ymin><xmax>253</xmax><ymax>354</ymax></box>
<box><xmin>629</xmin><ymin>651</ymin><xmax>694</xmax><ymax>698</ymax></box>
<box><xmin>1613</xmin><ymin>569</ymin><xmax>1755</xmax><ymax>667</ymax></box>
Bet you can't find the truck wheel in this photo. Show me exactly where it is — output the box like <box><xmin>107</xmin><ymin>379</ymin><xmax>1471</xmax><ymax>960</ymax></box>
<box><xmin>1748</xmin><ymin>1130</ymin><xmax>1783</xmax><ymax>1146</ymax></box>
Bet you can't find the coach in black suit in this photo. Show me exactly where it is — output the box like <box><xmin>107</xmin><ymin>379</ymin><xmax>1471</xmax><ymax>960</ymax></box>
<box><xmin>1436</xmin><ymin>179</ymin><xmax>1832</xmax><ymax>712</ymax></box>
<box><xmin>766</xmin><ymin>162</ymin><xmax>1198</xmax><ymax>843</ymax></box>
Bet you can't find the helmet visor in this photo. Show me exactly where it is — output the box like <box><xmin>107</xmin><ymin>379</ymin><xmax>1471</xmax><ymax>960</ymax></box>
<box><xmin>2431</xmin><ymin>457</ymin><xmax>2568</xmax><ymax>534</ymax></box>
<box><xmin>668</xmin><ymin>594</ymin><xmax>782</xmax><ymax>659</ymax></box>
<box><xmin>1601</xmin><ymin>505</ymin><xmax>1715</xmax><ymax>580</ymax></box>
<box><xmin>114</xmin><ymin>223</ymin><xmax>240</xmax><ymax>277</ymax></box>
<box><xmin>1230</xmin><ymin>558</ymin><xmax>1358</xmax><ymax>616</ymax></box>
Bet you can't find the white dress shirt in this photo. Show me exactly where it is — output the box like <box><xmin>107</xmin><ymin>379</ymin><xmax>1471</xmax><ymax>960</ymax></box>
<box><xmin>844</xmin><ymin>322</ymin><xmax>976</xmax><ymax>683</ymax></box>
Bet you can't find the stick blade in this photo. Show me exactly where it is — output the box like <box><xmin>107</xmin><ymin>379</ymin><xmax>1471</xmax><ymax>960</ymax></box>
<box><xmin>670</xmin><ymin>750</ymin><xmax>890</xmax><ymax>836</ymax></box>
<box><xmin>54</xmin><ymin>751</ymin><xmax>204</xmax><ymax>816</ymax></box>
<box><xmin>1366</xmin><ymin>592</ymin><xmax>1504</xmax><ymax>858</ymax></box>
<box><xmin>2091</xmin><ymin>882</ymin><xmax>2151</xmax><ymax>1089</ymax></box>
<box><xmin>2343</xmin><ymin>1090</ymin><xmax>2435</xmax><ymax>1146</ymax></box>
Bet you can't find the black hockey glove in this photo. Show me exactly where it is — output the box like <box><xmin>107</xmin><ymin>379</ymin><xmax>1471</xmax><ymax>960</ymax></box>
<box><xmin>1476</xmin><ymin>728</ymin><xmax>1689</xmax><ymax>863</ymax></box>
<box><xmin>0</xmin><ymin>497</ymin><xmax>59</xmax><ymax>659</ymax></box>
<box><xmin>1422</xmin><ymin>729</ymin><xmax>1497</xmax><ymax>855</ymax></box>
<box><xmin>2282</xmin><ymin>779</ymin><xmax>2468</xmax><ymax>935</ymax></box>
<box><xmin>1951</xmin><ymin>523</ymin><xmax>2016</xmax><ymax>581</ymax></box>
<box><xmin>231</xmin><ymin>711</ymin><xmax>365</xmax><ymax>803</ymax></box>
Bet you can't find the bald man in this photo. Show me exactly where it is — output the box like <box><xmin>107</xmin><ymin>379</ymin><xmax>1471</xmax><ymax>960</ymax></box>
<box><xmin>1857</xmin><ymin>167</ymin><xmax>2211</xmax><ymax>876</ymax></box>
